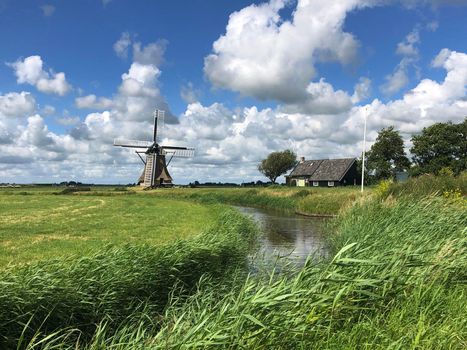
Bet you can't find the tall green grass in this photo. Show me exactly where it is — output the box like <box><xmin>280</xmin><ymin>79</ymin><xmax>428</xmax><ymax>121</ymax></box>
<box><xmin>0</xmin><ymin>210</ymin><xmax>257</xmax><ymax>348</ymax></box>
<box><xmin>153</xmin><ymin>187</ymin><xmax>361</xmax><ymax>215</ymax></box>
<box><xmin>382</xmin><ymin>171</ymin><xmax>467</xmax><ymax>199</ymax></box>
<box><xmin>24</xmin><ymin>193</ymin><xmax>467</xmax><ymax>349</ymax></box>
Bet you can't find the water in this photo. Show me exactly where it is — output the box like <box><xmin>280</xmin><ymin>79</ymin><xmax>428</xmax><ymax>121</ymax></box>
<box><xmin>234</xmin><ymin>206</ymin><xmax>329</xmax><ymax>267</ymax></box>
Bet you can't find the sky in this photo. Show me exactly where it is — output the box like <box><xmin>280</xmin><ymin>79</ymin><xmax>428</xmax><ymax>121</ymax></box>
<box><xmin>0</xmin><ymin>0</ymin><xmax>466</xmax><ymax>184</ymax></box>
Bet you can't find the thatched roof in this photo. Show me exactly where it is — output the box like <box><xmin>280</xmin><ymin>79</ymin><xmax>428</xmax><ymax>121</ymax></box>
<box><xmin>289</xmin><ymin>158</ymin><xmax>356</xmax><ymax>181</ymax></box>
<box><xmin>288</xmin><ymin>160</ymin><xmax>323</xmax><ymax>177</ymax></box>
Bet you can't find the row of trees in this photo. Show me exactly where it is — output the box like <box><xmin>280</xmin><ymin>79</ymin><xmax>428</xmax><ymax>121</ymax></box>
<box><xmin>365</xmin><ymin>118</ymin><xmax>466</xmax><ymax>182</ymax></box>
<box><xmin>258</xmin><ymin>118</ymin><xmax>466</xmax><ymax>184</ymax></box>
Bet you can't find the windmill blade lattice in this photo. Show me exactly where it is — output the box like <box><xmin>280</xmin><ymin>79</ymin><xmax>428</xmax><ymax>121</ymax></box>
<box><xmin>162</xmin><ymin>148</ymin><xmax>195</xmax><ymax>158</ymax></box>
<box><xmin>114</xmin><ymin>139</ymin><xmax>153</xmax><ymax>148</ymax></box>
<box><xmin>154</xmin><ymin>110</ymin><xmax>165</xmax><ymax>143</ymax></box>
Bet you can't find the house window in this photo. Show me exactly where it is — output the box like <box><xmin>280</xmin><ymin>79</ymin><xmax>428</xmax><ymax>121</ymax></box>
<box><xmin>312</xmin><ymin>181</ymin><xmax>319</xmax><ymax>187</ymax></box>
<box><xmin>328</xmin><ymin>181</ymin><xmax>335</xmax><ymax>187</ymax></box>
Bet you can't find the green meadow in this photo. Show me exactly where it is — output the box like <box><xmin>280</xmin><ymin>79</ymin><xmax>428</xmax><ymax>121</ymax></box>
<box><xmin>0</xmin><ymin>175</ymin><xmax>465</xmax><ymax>349</ymax></box>
<box><xmin>0</xmin><ymin>191</ymin><xmax>224</xmax><ymax>266</ymax></box>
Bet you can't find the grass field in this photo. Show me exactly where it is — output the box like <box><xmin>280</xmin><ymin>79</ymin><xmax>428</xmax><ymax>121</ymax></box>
<box><xmin>0</xmin><ymin>175</ymin><xmax>465</xmax><ymax>349</ymax></box>
<box><xmin>0</xmin><ymin>190</ymin><xmax>224</xmax><ymax>266</ymax></box>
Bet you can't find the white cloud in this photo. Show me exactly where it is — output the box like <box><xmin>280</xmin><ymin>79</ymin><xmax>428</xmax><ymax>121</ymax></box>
<box><xmin>9</xmin><ymin>56</ymin><xmax>72</xmax><ymax>96</ymax></box>
<box><xmin>1</xmin><ymin>21</ymin><xmax>466</xmax><ymax>185</ymax></box>
<box><xmin>41</xmin><ymin>105</ymin><xmax>56</xmax><ymax>116</ymax></box>
<box><xmin>40</xmin><ymin>4</ymin><xmax>55</xmax><ymax>17</ymax></box>
<box><xmin>0</xmin><ymin>92</ymin><xmax>36</xmax><ymax>118</ymax></box>
<box><xmin>204</xmin><ymin>0</ymin><xmax>371</xmax><ymax>103</ymax></box>
<box><xmin>75</xmin><ymin>94</ymin><xmax>114</xmax><ymax>109</ymax></box>
<box><xmin>283</xmin><ymin>79</ymin><xmax>353</xmax><ymax>115</ymax></box>
<box><xmin>76</xmin><ymin>39</ymin><xmax>175</xmax><ymax>123</ymax></box>
<box><xmin>381</xmin><ymin>65</ymin><xmax>410</xmax><ymax>95</ymax></box>
<box><xmin>56</xmin><ymin>116</ymin><xmax>81</xmax><ymax>126</ymax></box>
<box><xmin>180</xmin><ymin>82</ymin><xmax>200</xmax><ymax>104</ymax></box>
<box><xmin>352</xmin><ymin>77</ymin><xmax>372</xmax><ymax>103</ymax></box>
<box><xmin>132</xmin><ymin>40</ymin><xmax>166</xmax><ymax>66</ymax></box>
<box><xmin>396</xmin><ymin>29</ymin><xmax>420</xmax><ymax>57</ymax></box>
<box><xmin>381</xmin><ymin>27</ymin><xmax>422</xmax><ymax>95</ymax></box>
<box><xmin>113</xmin><ymin>32</ymin><xmax>132</xmax><ymax>59</ymax></box>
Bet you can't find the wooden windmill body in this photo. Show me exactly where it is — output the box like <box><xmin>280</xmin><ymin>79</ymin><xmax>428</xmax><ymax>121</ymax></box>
<box><xmin>114</xmin><ymin>110</ymin><xmax>194</xmax><ymax>187</ymax></box>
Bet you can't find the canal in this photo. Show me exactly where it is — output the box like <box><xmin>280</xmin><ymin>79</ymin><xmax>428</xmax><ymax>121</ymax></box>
<box><xmin>234</xmin><ymin>206</ymin><xmax>329</xmax><ymax>267</ymax></box>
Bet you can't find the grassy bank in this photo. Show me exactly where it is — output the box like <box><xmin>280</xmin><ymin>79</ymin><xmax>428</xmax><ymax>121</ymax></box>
<box><xmin>0</xmin><ymin>209</ymin><xmax>257</xmax><ymax>348</ymax></box>
<box><xmin>0</xmin><ymin>193</ymin><xmax>224</xmax><ymax>266</ymax></box>
<box><xmin>26</xmin><ymin>176</ymin><xmax>466</xmax><ymax>349</ymax></box>
<box><xmin>2</xmin><ymin>176</ymin><xmax>465</xmax><ymax>348</ymax></box>
<box><xmin>151</xmin><ymin>186</ymin><xmax>362</xmax><ymax>216</ymax></box>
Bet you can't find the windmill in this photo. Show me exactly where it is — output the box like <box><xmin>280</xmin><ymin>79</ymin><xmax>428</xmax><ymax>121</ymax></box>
<box><xmin>114</xmin><ymin>110</ymin><xmax>194</xmax><ymax>187</ymax></box>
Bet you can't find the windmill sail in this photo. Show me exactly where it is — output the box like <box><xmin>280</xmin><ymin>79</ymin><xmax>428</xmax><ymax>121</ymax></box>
<box><xmin>162</xmin><ymin>147</ymin><xmax>195</xmax><ymax>158</ymax></box>
<box><xmin>154</xmin><ymin>110</ymin><xmax>165</xmax><ymax>143</ymax></box>
<box><xmin>114</xmin><ymin>139</ymin><xmax>153</xmax><ymax>148</ymax></box>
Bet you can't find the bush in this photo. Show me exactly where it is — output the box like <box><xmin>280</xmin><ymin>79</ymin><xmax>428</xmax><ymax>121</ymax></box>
<box><xmin>59</xmin><ymin>187</ymin><xmax>91</xmax><ymax>194</ymax></box>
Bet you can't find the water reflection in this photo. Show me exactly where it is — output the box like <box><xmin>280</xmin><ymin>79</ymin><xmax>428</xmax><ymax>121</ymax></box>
<box><xmin>234</xmin><ymin>206</ymin><xmax>329</xmax><ymax>266</ymax></box>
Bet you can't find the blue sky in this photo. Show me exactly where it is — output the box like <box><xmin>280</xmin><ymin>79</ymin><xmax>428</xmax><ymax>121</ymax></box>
<box><xmin>0</xmin><ymin>0</ymin><xmax>466</xmax><ymax>183</ymax></box>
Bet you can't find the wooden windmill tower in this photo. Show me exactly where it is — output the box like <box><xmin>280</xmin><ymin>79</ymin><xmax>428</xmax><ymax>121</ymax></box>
<box><xmin>114</xmin><ymin>110</ymin><xmax>194</xmax><ymax>187</ymax></box>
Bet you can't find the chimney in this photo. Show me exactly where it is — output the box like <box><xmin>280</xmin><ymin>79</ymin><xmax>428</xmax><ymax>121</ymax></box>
<box><xmin>299</xmin><ymin>156</ymin><xmax>305</xmax><ymax>163</ymax></box>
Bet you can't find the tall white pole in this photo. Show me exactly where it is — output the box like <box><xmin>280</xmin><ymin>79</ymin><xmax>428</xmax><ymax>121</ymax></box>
<box><xmin>361</xmin><ymin>108</ymin><xmax>367</xmax><ymax>193</ymax></box>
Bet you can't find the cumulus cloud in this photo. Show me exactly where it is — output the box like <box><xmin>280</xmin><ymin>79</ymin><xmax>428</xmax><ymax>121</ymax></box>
<box><xmin>2</xmin><ymin>0</ymin><xmax>467</xmax><ymax>184</ymax></box>
<box><xmin>56</xmin><ymin>116</ymin><xmax>81</xmax><ymax>126</ymax></box>
<box><xmin>0</xmin><ymin>92</ymin><xmax>36</xmax><ymax>118</ymax></box>
<box><xmin>396</xmin><ymin>29</ymin><xmax>420</xmax><ymax>57</ymax></box>
<box><xmin>132</xmin><ymin>40</ymin><xmax>167</xmax><ymax>66</ymax></box>
<box><xmin>352</xmin><ymin>77</ymin><xmax>372</xmax><ymax>103</ymax></box>
<box><xmin>113</xmin><ymin>32</ymin><xmax>132</xmax><ymax>58</ymax></box>
<box><xmin>75</xmin><ymin>94</ymin><xmax>114</xmax><ymax>109</ymax></box>
<box><xmin>283</xmin><ymin>79</ymin><xmax>353</xmax><ymax>115</ymax></box>
<box><xmin>381</xmin><ymin>66</ymin><xmax>410</xmax><ymax>95</ymax></box>
<box><xmin>180</xmin><ymin>82</ymin><xmax>200</xmax><ymax>104</ymax></box>
<box><xmin>41</xmin><ymin>105</ymin><xmax>56</xmax><ymax>116</ymax></box>
<box><xmin>204</xmin><ymin>0</ymin><xmax>371</xmax><ymax>103</ymax></box>
<box><xmin>9</xmin><ymin>56</ymin><xmax>72</xmax><ymax>96</ymax></box>
<box><xmin>1</xmin><ymin>48</ymin><xmax>466</xmax><ymax>184</ymax></box>
<box><xmin>76</xmin><ymin>39</ymin><xmax>175</xmax><ymax>123</ymax></box>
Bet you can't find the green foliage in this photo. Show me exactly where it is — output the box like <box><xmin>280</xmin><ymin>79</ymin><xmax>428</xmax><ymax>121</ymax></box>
<box><xmin>366</xmin><ymin>126</ymin><xmax>411</xmax><ymax>181</ymax></box>
<box><xmin>0</xmin><ymin>210</ymin><xmax>257</xmax><ymax>348</ymax></box>
<box><xmin>153</xmin><ymin>186</ymin><xmax>362</xmax><ymax>216</ymax></box>
<box><xmin>411</xmin><ymin>118</ymin><xmax>467</xmax><ymax>176</ymax></box>
<box><xmin>58</xmin><ymin>186</ymin><xmax>91</xmax><ymax>194</ymax></box>
<box><xmin>383</xmin><ymin>171</ymin><xmax>467</xmax><ymax>199</ymax></box>
<box><xmin>438</xmin><ymin>166</ymin><xmax>454</xmax><ymax>177</ymax></box>
<box><xmin>374</xmin><ymin>178</ymin><xmax>394</xmax><ymax>199</ymax></box>
<box><xmin>258</xmin><ymin>149</ymin><xmax>297</xmax><ymax>183</ymax></box>
<box><xmin>29</xmin><ymin>194</ymin><xmax>466</xmax><ymax>349</ymax></box>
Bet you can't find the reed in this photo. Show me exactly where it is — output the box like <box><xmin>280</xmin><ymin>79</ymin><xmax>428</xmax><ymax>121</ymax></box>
<box><xmin>23</xmin><ymin>187</ymin><xmax>466</xmax><ymax>349</ymax></box>
<box><xmin>0</xmin><ymin>210</ymin><xmax>257</xmax><ymax>348</ymax></box>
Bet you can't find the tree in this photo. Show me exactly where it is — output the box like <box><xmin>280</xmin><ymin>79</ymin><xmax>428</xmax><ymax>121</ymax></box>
<box><xmin>366</xmin><ymin>126</ymin><xmax>411</xmax><ymax>181</ymax></box>
<box><xmin>410</xmin><ymin>118</ymin><xmax>466</xmax><ymax>176</ymax></box>
<box><xmin>258</xmin><ymin>150</ymin><xmax>297</xmax><ymax>184</ymax></box>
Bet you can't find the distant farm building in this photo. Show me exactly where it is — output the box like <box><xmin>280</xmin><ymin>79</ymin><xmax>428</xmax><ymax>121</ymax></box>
<box><xmin>286</xmin><ymin>157</ymin><xmax>360</xmax><ymax>187</ymax></box>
